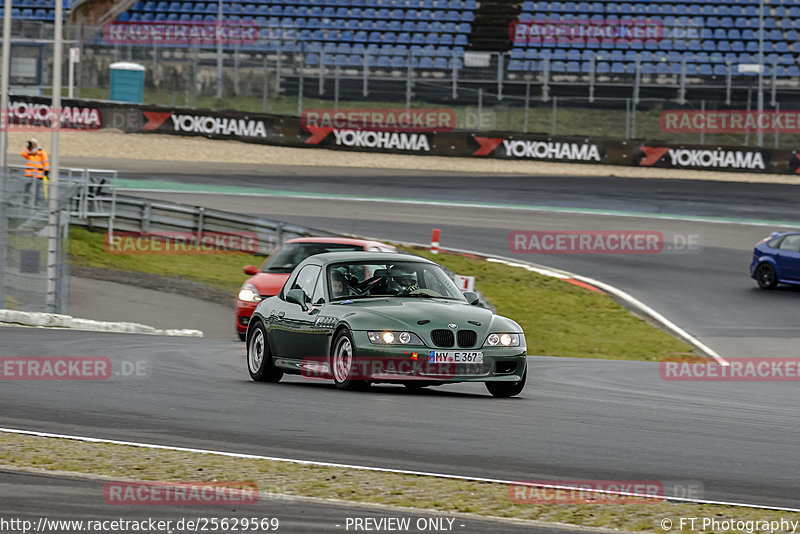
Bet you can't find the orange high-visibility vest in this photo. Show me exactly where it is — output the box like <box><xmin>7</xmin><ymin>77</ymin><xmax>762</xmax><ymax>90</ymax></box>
<box><xmin>21</xmin><ymin>148</ymin><xmax>49</xmax><ymax>180</ymax></box>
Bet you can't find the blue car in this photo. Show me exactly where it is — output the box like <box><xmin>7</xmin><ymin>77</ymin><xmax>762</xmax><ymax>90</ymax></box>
<box><xmin>750</xmin><ymin>231</ymin><xmax>800</xmax><ymax>289</ymax></box>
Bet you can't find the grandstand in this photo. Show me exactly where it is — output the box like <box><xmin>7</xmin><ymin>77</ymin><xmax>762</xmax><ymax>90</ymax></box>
<box><xmin>504</xmin><ymin>1</ymin><xmax>800</xmax><ymax>78</ymax></box>
<box><xmin>11</xmin><ymin>0</ymin><xmax>800</xmax><ymax>80</ymax></box>
<box><xmin>6</xmin><ymin>0</ymin><xmax>68</xmax><ymax>20</ymax></box>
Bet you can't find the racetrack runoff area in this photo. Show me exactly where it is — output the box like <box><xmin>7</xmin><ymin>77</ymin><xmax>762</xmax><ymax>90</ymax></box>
<box><xmin>4</xmin><ymin>129</ymin><xmax>792</xmax><ymax>530</ymax></box>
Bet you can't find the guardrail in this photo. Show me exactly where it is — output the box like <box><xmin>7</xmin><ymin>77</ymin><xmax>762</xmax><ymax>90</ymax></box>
<box><xmin>76</xmin><ymin>194</ymin><xmax>337</xmax><ymax>254</ymax></box>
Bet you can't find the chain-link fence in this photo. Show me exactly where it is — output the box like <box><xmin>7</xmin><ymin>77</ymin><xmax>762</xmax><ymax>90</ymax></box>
<box><xmin>10</xmin><ymin>20</ymin><xmax>800</xmax><ymax>147</ymax></box>
<box><xmin>0</xmin><ymin>166</ymin><xmax>70</xmax><ymax>314</ymax></box>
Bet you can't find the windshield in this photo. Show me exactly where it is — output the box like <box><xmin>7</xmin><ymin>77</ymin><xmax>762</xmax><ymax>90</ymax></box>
<box><xmin>261</xmin><ymin>242</ymin><xmax>364</xmax><ymax>273</ymax></box>
<box><xmin>328</xmin><ymin>260</ymin><xmax>466</xmax><ymax>301</ymax></box>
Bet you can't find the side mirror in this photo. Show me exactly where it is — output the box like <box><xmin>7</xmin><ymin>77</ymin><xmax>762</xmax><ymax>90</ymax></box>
<box><xmin>286</xmin><ymin>288</ymin><xmax>307</xmax><ymax>310</ymax></box>
<box><xmin>463</xmin><ymin>291</ymin><xmax>480</xmax><ymax>305</ymax></box>
<box><xmin>243</xmin><ymin>265</ymin><xmax>259</xmax><ymax>275</ymax></box>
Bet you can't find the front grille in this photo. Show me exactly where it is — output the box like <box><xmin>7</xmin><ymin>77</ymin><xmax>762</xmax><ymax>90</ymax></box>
<box><xmin>457</xmin><ymin>330</ymin><xmax>477</xmax><ymax>348</ymax></box>
<box><xmin>431</xmin><ymin>329</ymin><xmax>455</xmax><ymax>348</ymax></box>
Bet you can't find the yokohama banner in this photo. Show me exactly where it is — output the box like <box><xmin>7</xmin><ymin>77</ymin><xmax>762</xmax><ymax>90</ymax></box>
<box><xmin>7</xmin><ymin>95</ymin><xmax>800</xmax><ymax>175</ymax></box>
<box><xmin>635</xmin><ymin>145</ymin><xmax>773</xmax><ymax>172</ymax></box>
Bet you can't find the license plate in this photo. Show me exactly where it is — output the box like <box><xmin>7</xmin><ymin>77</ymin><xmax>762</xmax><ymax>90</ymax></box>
<box><xmin>428</xmin><ymin>351</ymin><xmax>483</xmax><ymax>364</ymax></box>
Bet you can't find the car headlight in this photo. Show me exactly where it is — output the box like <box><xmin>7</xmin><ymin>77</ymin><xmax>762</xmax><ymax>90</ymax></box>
<box><xmin>483</xmin><ymin>333</ymin><xmax>521</xmax><ymax>347</ymax></box>
<box><xmin>367</xmin><ymin>331</ymin><xmax>424</xmax><ymax>345</ymax></box>
<box><xmin>237</xmin><ymin>283</ymin><xmax>262</xmax><ymax>303</ymax></box>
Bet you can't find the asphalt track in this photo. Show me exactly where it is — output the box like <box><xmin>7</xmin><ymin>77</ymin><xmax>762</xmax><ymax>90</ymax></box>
<box><xmin>2</xmin><ymin>328</ymin><xmax>799</xmax><ymax>511</ymax></box>
<box><xmin>4</xmin><ymin>161</ymin><xmax>800</xmax><ymax>512</ymax></box>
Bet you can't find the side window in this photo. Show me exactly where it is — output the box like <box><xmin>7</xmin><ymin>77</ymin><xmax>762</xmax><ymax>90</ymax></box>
<box><xmin>310</xmin><ymin>270</ymin><xmax>325</xmax><ymax>305</ymax></box>
<box><xmin>779</xmin><ymin>235</ymin><xmax>800</xmax><ymax>252</ymax></box>
<box><xmin>290</xmin><ymin>265</ymin><xmax>322</xmax><ymax>303</ymax></box>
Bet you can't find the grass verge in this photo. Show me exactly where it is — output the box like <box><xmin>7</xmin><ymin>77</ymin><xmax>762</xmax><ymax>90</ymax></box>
<box><xmin>0</xmin><ymin>432</ymin><xmax>797</xmax><ymax>533</ymax></box>
<box><xmin>404</xmin><ymin>247</ymin><xmax>697</xmax><ymax>362</ymax></box>
<box><xmin>68</xmin><ymin>227</ymin><xmax>697</xmax><ymax>361</ymax></box>
<box><xmin>68</xmin><ymin>227</ymin><xmax>267</xmax><ymax>296</ymax></box>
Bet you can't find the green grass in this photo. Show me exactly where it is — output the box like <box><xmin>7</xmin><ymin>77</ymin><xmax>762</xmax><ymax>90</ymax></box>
<box><xmin>405</xmin><ymin>247</ymin><xmax>697</xmax><ymax>362</ymax></box>
<box><xmin>68</xmin><ymin>227</ymin><xmax>696</xmax><ymax>361</ymax></box>
<box><xmin>68</xmin><ymin>227</ymin><xmax>266</xmax><ymax>296</ymax></box>
<box><xmin>2</xmin><ymin>432</ymin><xmax>797</xmax><ymax>533</ymax></box>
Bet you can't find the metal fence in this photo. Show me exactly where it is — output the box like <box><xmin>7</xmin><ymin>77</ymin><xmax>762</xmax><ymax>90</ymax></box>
<box><xmin>0</xmin><ymin>167</ymin><xmax>70</xmax><ymax>314</ymax></box>
<box><xmin>11</xmin><ymin>20</ymin><xmax>800</xmax><ymax>147</ymax></box>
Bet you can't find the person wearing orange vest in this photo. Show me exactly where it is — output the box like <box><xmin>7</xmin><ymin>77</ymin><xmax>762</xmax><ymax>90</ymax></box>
<box><xmin>20</xmin><ymin>138</ymin><xmax>50</xmax><ymax>200</ymax></box>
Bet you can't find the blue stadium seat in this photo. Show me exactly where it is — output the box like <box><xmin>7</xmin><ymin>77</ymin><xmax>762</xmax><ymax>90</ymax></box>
<box><xmin>596</xmin><ymin>61</ymin><xmax>610</xmax><ymax>73</ymax></box>
<box><xmin>434</xmin><ymin>57</ymin><xmax>448</xmax><ymax>69</ymax></box>
<box><xmin>641</xmin><ymin>62</ymin><xmax>655</xmax><ymax>74</ymax></box>
<box><xmin>713</xmin><ymin>64</ymin><xmax>728</xmax><ymax>76</ymax></box>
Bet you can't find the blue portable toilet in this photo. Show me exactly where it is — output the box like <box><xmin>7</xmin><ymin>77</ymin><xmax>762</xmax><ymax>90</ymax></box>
<box><xmin>109</xmin><ymin>62</ymin><xmax>145</xmax><ymax>103</ymax></box>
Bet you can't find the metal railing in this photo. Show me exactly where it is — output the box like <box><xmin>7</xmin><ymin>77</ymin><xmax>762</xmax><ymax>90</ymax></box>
<box><xmin>76</xmin><ymin>193</ymin><xmax>336</xmax><ymax>255</ymax></box>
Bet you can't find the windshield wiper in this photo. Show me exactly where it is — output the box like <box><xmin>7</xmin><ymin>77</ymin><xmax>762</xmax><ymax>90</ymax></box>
<box><xmin>331</xmin><ymin>295</ymin><xmax>383</xmax><ymax>301</ymax></box>
<box><xmin>398</xmin><ymin>293</ymin><xmax>458</xmax><ymax>300</ymax></box>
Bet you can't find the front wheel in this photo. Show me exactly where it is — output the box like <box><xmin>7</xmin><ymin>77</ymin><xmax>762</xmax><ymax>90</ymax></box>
<box><xmin>331</xmin><ymin>330</ymin><xmax>370</xmax><ymax>391</ymax></box>
<box><xmin>247</xmin><ymin>322</ymin><xmax>283</xmax><ymax>382</ymax></box>
<box><xmin>755</xmin><ymin>263</ymin><xmax>778</xmax><ymax>289</ymax></box>
<box><xmin>486</xmin><ymin>367</ymin><xmax>527</xmax><ymax>398</ymax></box>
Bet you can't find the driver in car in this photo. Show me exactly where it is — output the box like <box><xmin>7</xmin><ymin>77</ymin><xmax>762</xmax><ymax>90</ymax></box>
<box><xmin>330</xmin><ymin>270</ymin><xmax>353</xmax><ymax>298</ymax></box>
<box><xmin>385</xmin><ymin>267</ymin><xmax>419</xmax><ymax>295</ymax></box>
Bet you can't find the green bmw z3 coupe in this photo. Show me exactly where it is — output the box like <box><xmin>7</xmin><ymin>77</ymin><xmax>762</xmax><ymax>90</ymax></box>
<box><xmin>245</xmin><ymin>251</ymin><xmax>527</xmax><ymax>397</ymax></box>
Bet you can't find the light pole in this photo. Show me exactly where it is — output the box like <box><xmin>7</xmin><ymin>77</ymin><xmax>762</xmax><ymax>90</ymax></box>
<box><xmin>757</xmin><ymin>0</ymin><xmax>764</xmax><ymax>147</ymax></box>
<box><xmin>0</xmin><ymin>0</ymin><xmax>12</xmax><ymax>170</ymax></box>
<box><xmin>47</xmin><ymin>0</ymin><xmax>63</xmax><ymax>313</ymax></box>
<box><xmin>216</xmin><ymin>0</ymin><xmax>223</xmax><ymax>100</ymax></box>
<box><xmin>0</xmin><ymin>0</ymin><xmax>10</xmax><ymax>310</ymax></box>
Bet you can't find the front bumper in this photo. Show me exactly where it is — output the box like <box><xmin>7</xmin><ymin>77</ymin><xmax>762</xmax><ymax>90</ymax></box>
<box><xmin>347</xmin><ymin>330</ymin><xmax>527</xmax><ymax>383</ymax></box>
<box><xmin>235</xmin><ymin>299</ymin><xmax>259</xmax><ymax>333</ymax></box>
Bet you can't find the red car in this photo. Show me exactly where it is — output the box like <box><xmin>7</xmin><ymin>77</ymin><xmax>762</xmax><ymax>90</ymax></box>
<box><xmin>235</xmin><ymin>237</ymin><xmax>397</xmax><ymax>340</ymax></box>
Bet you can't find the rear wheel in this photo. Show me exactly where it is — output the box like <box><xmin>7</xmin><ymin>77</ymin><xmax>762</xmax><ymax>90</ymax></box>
<box><xmin>247</xmin><ymin>322</ymin><xmax>283</xmax><ymax>382</ymax></box>
<box><xmin>755</xmin><ymin>263</ymin><xmax>778</xmax><ymax>289</ymax></box>
<box><xmin>486</xmin><ymin>367</ymin><xmax>527</xmax><ymax>398</ymax></box>
<box><xmin>331</xmin><ymin>330</ymin><xmax>370</xmax><ymax>391</ymax></box>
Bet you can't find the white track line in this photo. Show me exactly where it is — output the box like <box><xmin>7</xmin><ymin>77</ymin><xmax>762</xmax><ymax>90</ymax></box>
<box><xmin>119</xmin><ymin>187</ymin><xmax>800</xmax><ymax>229</ymax></box>
<box><xmin>1</xmin><ymin>427</ymin><xmax>796</xmax><ymax>512</ymax></box>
